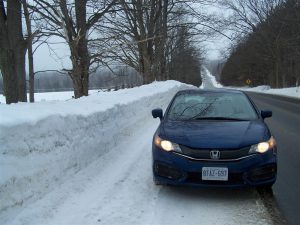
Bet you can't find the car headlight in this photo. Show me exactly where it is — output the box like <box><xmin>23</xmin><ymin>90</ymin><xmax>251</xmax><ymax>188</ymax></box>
<box><xmin>249</xmin><ymin>136</ymin><xmax>276</xmax><ymax>154</ymax></box>
<box><xmin>154</xmin><ymin>135</ymin><xmax>182</xmax><ymax>153</ymax></box>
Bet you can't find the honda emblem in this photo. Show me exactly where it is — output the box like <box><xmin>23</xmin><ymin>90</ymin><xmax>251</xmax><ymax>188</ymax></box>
<box><xmin>210</xmin><ymin>150</ymin><xmax>220</xmax><ymax>160</ymax></box>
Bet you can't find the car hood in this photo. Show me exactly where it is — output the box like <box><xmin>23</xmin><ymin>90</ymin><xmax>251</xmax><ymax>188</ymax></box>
<box><xmin>160</xmin><ymin>120</ymin><xmax>270</xmax><ymax>149</ymax></box>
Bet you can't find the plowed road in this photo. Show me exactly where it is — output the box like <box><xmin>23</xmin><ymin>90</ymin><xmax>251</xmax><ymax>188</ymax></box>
<box><xmin>247</xmin><ymin>92</ymin><xmax>300</xmax><ymax>225</ymax></box>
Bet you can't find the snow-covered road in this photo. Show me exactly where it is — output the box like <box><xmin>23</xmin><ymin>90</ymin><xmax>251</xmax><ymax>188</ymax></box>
<box><xmin>0</xmin><ymin>80</ymin><xmax>273</xmax><ymax>225</ymax></box>
<box><xmin>201</xmin><ymin>67</ymin><xmax>223</xmax><ymax>89</ymax></box>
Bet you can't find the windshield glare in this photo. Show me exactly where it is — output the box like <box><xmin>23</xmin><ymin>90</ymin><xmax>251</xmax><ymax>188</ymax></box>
<box><xmin>167</xmin><ymin>92</ymin><xmax>258</xmax><ymax>121</ymax></box>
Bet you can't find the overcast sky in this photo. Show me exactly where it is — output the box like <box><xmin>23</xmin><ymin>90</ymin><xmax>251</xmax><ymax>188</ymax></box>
<box><xmin>33</xmin><ymin>38</ymin><xmax>71</xmax><ymax>72</ymax></box>
<box><xmin>32</xmin><ymin>3</ymin><xmax>232</xmax><ymax>72</ymax></box>
<box><xmin>203</xmin><ymin>36</ymin><xmax>231</xmax><ymax>60</ymax></box>
<box><xmin>33</xmin><ymin>38</ymin><xmax>230</xmax><ymax>72</ymax></box>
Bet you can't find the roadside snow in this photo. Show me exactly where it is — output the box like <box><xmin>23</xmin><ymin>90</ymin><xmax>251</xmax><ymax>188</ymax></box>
<box><xmin>0</xmin><ymin>90</ymin><xmax>99</xmax><ymax>104</ymax></box>
<box><xmin>242</xmin><ymin>85</ymin><xmax>300</xmax><ymax>99</ymax></box>
<box><xmin>0</xmin><ymin>81</ymin><xmax>191</xmax><ymax>223</ymax></box>
<box><xmin>202</xmin><ymin>67</ymin><xmax>300</xmax><ymax>99</ymax></box>
<box><xmin>0</xmin><ymin>80</ymin><xmax>273</xmax><ymax>225</ymax></box>
<box><xmin>200</xmin><ymin>67</ymin><xmax>223</xmax><ymax>89</ymax></box>
<box><xmin>1</xmin><ymin>116</ymin><xmax>271</xmax><ymax>225</ymax></box>
<box><xmin>0</xmin><ymin>81</ymin><xmax>184</xmax><ymax>127</ymax></box>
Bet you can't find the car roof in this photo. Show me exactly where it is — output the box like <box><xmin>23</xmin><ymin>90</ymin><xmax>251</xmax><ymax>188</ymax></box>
<box><xmin>176</xmin><ymin>88</ymin><xmax>245</xmax><ymax>95</ymax></box>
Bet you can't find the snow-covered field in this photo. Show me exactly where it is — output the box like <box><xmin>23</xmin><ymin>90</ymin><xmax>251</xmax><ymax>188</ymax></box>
<box><xmin>0</xmin><ymin>90</ymin><xmax>94</xmax><ymax>104</ymax></box>
<box><xmin>0</xmin><ymin>80</ymin><xmax>273</xmax><ymax>225</ymax></box>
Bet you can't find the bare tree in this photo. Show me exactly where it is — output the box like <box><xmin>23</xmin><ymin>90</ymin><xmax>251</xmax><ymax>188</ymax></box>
<box><xmin>169</xmin><ymin>24</ymin><xmax>203</xmax><ymax>86</ymax></box>
<box><xmin>23</xmin><ymin>0</ymin><xmax>36</xmax><ymax>102</ymax></box>
<box><xmin>98</xmin><ymin>1</ymin><xmax>203</xmax><ymax>84</ymax></box>
<box><xmin>106</xmin><ymin>1</ymin><xmax>189</xmax><ymax>83</ymax></box>
<box><xmin>0</xmin><ymin>0</ymin><xmax>27</xmax><ymax>104</ymax></box>
<box><xmin>115</xmin><ymin>0</ymin><xmax>170</xmax><ymax>83</ymax></box>
<box><xmin>221</xmin><ymin>0</ymin><xmax>300</xmax><ymax>88</ymax></box>
<box><xmin>219</xmin><ymin>0</ymin><xmax>283</xmax><ymax>39</ymax></box>
<box><xmin>97</xmin><ymin>0</ymin><xmax>224</xmax><ymax>85</ymax></box>
<box><xmin>31</xmin><ymin>0</ymin><xmax>118</xmax><ymax>98</ymax></box>
<box><xmin>219</xmin><ymin>0</ymin><xmax>287</xmax><ymax>88</ymax></box>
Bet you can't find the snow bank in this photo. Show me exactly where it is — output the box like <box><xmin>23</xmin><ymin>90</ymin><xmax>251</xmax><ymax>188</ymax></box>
<box><xmin>0</xmin><ymin>82</ymin><xmax>188</xmax><ymax>127</ymax></box>
<box><xmin>246</xmin><ymin>85</ymin><xmax>271</xmax><ymax>92</ymax></box>
<box><xmin>0</xmin><ymin>81</ymin><xmax>192</xmax><ymax>220</ymax></box>
<box><xmin>228</xmin><ymin>85</ymin><xmax>300</xmax><ymax>99</ymax></box>
<box><xmin>244</xmin><ymin>86</ymin><xmax>300</xmax><ymax>99</ymax></box>
<box><xmin>202</xmin><ymin>68</ymin><xmax>300</xmax><ymax>99</ymax></box>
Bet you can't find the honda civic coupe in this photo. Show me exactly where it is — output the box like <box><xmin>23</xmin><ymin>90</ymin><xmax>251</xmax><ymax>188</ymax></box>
<box><xmin>152</xmin><ymin>89</ymin><xmax>277</xmax><ymax>189</ymax></box>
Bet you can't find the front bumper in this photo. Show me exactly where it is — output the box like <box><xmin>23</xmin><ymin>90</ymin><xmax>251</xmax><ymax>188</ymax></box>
<box><xmin>152</xmin><ymin>146</ymin><xmax>277</xmax><ymax>188</ymax></box>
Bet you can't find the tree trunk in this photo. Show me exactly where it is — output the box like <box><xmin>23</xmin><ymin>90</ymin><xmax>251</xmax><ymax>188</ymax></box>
<box><xmin>141</xmin><ymin>55</ymin><xmax>154</xmax><ymax>84</ymax></box>
<box><xmin>23</xmin><ymin>0</ymin><xmax>35</xmax><ymax>102</ymax></box>
<box><xmin>67</xmin><ymin>0</ymin><xmax>90</xmax><ymax>99</ymax></box>
<box><xmin>70</xmin><ymin>62</ymin><xmax>89</xmax><ymax>98</ymax></box>
<box><xmin>1</xmin><ymin>51</ymin><xmax>19</xmax><ymax>103</ymax></box>
<box><xmin>28</xmin><ymin>43</ymin><xmax>34</xmax><ymax>102</ymax></box>
<box><xmin>16</xmin><ymin>45</ymin><xmax>27</xmax><ymax>102</ymax></box>
<box><xmin>0</xmin><ymin>0</ymin><xmax>27</xmax><ymax>104</ymax></box>
<box><xmin>9</xmin><ymin>0</ymin><xmax>27</xmax><ymax>102</ymax></box>
<box><xmin>282</xmin><ymin>73</ymin><xmax>286</xmax><ymax>88</ymax></box>
<box><xmin>157</xmin><ymin>0</ymin><xmax>168</xmax><ymax>81</ymax></box>
<box><xmin>275</xmin><ymin>60</ymin><xmax>279</xmax><ymax>88</ymax></box>
<box><xmin>143</xmin><ymin>69</ymin><xmax>154</xmax><ymax>84</ymax></box>
<box><xmin>268</xmin><ymin>71</ymin><xmax>274</xmax><ymax>88</ymax></box>
<box><xmin>138</xmin><ymin>43</ymin><xmax>154</xmax><ymax>84</ymax></box>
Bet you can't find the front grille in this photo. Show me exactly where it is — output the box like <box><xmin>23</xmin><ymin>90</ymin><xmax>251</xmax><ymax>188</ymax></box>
<box><xmin>179</xmin><ymin>145</ymin><xmax>251</xmax><ymax>160</ymax></box>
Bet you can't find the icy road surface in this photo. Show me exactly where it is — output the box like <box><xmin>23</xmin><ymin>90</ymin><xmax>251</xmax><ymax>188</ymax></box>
<box><xmin>0</xmin><ymin>80</ymin><xmax>272</xmax><ymax>225</ymax></box>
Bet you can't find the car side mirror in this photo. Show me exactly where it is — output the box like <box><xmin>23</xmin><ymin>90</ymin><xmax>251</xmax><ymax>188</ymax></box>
<box><xmin>152</xmin><ymin>108</ymin><xmax>163</xmax><ymax>120</ymax></box>
<box><xmin>261</xmin><ymin>110</ymin><xmax>272</xmax><ymax>119</ymax></box>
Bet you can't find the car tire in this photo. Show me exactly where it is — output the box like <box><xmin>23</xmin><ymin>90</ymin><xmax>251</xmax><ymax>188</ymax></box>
<box><xmin>154</xmin><ymin>180</ymin><xmax>162</xmax><ymax>185</ymax></box>
<box><xmin>153</xmin><ymin>177</ymin><xmax>163</xmax><ymax>186</ymax></box>
<box><xmin>256</xmin><ymin>184</ymin><xmax>274</xmax><ymax>196</ymax></box>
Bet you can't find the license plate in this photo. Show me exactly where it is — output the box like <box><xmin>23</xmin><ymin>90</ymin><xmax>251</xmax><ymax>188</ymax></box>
<box><xmin>202</xmin><ymin>167</ymin><xmax>228</xmax><ymax>181</ymax></box>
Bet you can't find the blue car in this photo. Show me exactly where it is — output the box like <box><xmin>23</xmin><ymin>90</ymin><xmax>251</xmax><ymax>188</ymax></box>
<box><xmin>152</xmin><ymin>89</ymin><xmax>277</xmax><ymax>189</ymax></box>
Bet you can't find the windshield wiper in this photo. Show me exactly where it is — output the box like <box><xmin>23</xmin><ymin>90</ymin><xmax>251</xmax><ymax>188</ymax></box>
<box><xmin>193</xmin><ymin>117</ymin><xmax>248</xmax><ymax>121</ymax></box>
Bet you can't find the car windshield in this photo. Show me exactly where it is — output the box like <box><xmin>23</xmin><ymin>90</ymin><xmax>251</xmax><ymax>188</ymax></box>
<box><xmin>167</xmin><ymin>92</ymin><xmax>258</xmax><ymax>121</ymax></box>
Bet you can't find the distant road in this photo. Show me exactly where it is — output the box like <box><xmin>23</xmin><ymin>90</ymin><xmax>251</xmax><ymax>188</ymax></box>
<box><xmin>201</xmin><ymin>69</ymin><xmax>216</xmax><ymax>89</ymax></box>
<box><xmin>246</xmin><ymin>92</ymin><xmax>300</xmax><ymax>225</ymax></box>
